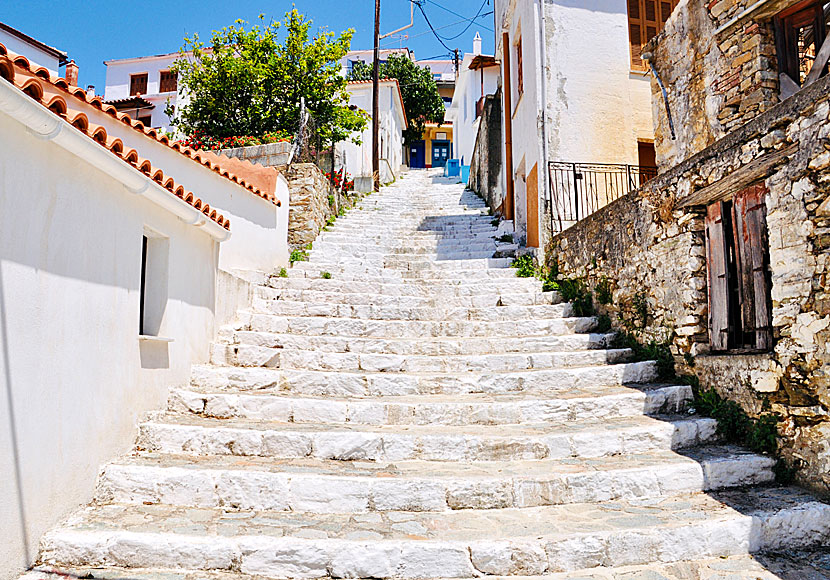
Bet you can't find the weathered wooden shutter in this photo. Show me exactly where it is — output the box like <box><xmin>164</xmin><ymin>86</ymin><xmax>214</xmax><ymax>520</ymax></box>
<box><xmin>733</xmin><ymin>184</ymin><xmax>772</xmax><ymax>350</ymax></box>
<box><xmin>627</xmin><ymin>0</ymin><xmax>680</xmax><ymax>70</ymax></box>
<box><xmin>705</xmin><ymin>202</ymin><xmax>730</xmax><ymax>351</ymax></box>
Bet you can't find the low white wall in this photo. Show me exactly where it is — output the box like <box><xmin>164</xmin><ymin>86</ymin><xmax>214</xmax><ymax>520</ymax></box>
<box><xmin>81</xmin><ymin>104</ymin><xmax>290</xmax><ymax>274</ymax></box>
<box><xmin>0</xmin><ymin>110</ymin><xmax>217</xmax><ymax>579</ymax></box>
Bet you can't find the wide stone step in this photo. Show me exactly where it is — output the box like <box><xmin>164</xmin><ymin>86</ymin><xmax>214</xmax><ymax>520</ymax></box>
<box><xmin>19</xmin><ymin>553</ymin><xmax>805</xmax><ymax>580</ymax></box>
<box><xmin>251</xmin><ymin>299</ymin><xmax>573</xmax><ymax>322</ymax></box>
<box><xmin>95</xmin><ymin>446</ymin><xmax>776</xmax><ymax>513</ymax></box>
<box><xmin>191</xmin><ymin>360</ymin><xmax>657</xmax><ymax>396</ymax></box>
<box><xmin>215</xmin><ymin>344</ymin><xmax>631</xmax><ymax>372</ymax></box>
<box><xmin>218</xmin><ymin>330</ymin><xmax>608</xmax><ymax>357</ymax></box>
<box><xmin>292</xmin><ymin>256</ymin><xmax>514</xmax><ymax>271</ymax></box>
<box><xmin>267</xmin><ymin>276</ymin><xmax>543</xmax><ymax>294</ymax></box>
<box><xmin>245</xmin><ymin>313</ymin><xmax>598</xmax><ymax>339</ymax></box>
<box><xmin>254</xmin><ymin>286</ymin><xmax>559</xmax><ymax>307</ymax></box>
<box><xmin>284</xmin><ymin>268</ymin><xmax>526</xmax><ymax>281</ymax></box>
<box><xmin>37</xmin><ymin>487</ymin><xmax>830</xmax><ymax>576</ymax></box>
<box><xmin>136</xmin><ymin>413</ymin><xmax>717</xmax><ymax>462</ymax></box>
<box><xmin>169</xmin><ymin>383</ymin><xmax>692</xmax><ymax>425</ymax></box>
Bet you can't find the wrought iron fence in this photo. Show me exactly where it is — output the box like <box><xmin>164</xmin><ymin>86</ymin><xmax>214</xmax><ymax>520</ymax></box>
<box><xmin>547</xmin><ymin>162</ymin><xmax>658</xmax><ymax>232</ymax></box>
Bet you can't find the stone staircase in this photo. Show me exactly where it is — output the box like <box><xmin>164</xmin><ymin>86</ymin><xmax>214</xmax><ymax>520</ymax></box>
<box><xmin>24</xmin><ymin>171</ymin><xmax>830</xmax><ymax>579</ymax></box>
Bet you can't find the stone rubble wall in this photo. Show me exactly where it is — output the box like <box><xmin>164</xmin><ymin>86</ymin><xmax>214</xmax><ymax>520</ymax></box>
<box><xmin>469</xmin><ymin>93</ymin><xmax>504</xmax><ymax>214</ymax></box>
<box><xmin>217</xmin><ymin>141</ymin><xmax>292</xmax><ymax>168</ymax></box>
<box><xmin>647</xmin><ymin>0</ymin><xmax>794</xmax><ymax>168</ymax></box>
<box><xmin>548</xmin><ymin>75</ymin><xmax>830</xmax><ymax>495</ymax></box>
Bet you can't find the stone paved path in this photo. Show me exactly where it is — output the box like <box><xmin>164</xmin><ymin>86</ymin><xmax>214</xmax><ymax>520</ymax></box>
<box><xmin>22</xmin><ymin>170</ymin><xmax>830</xmax><ymax>579</ymax></box>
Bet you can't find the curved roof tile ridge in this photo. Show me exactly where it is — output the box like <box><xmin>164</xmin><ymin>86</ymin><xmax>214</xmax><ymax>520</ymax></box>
<box><xmin>0</xmin><ymin>43</ymin><xmax>229</xmax><ymax>230</ymax></box>
<box><xmin>0</xmin><ymin>41</ymin><xmax>277</xmax><ymax>208</ymax></box>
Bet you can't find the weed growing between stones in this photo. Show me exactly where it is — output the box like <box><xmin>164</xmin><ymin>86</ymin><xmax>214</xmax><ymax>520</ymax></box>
<box><xmin>321</xmin><ymin>271</ymin><xmax>332</xmax><ymax>279</ymax></box>
<box><xmin>557</xmin><ymin>278</ymin><xmax>595</xmax><ymax>317</ymax></box>
<box><xmin>595</xmin><ymin>314</ymin><xmax>613</xmax><ymax>333</ymax></box>
<box><xmin>595</xmin><ymin>277</ymin><xmax>613</xmax><ymax>305</ymax></box>
<box><xmin>278</xmin><ymin>267</ymin><xmax>288</xmax><ymax>278</ymax></box>
<box><xmin>290</xmin><ymin>249</ymin><xmax>309</xmax><ymax>263</ymax></box>
<box><xmin>612</xmin><ymin>331</ymin><xmax>675</xmax><ymax>380</ymax></box>
<box><xmin>511</xmin><ymin>255</ymin><xmax>536</xmax><ymax>277</ymax></box>
<box><xmin>491</xmin><ymin>218</ymin><xmax>500</xmax><ymax>227</ymax></box>
<box><xmin>497</xmin><ymin>234</ymin><xmax>513</xmax><ymax>243</ymax></box>
<box><xmin>328</xmin><ymin>194</ymin><xmax>335</xmax><ymax>206</ymax></box>
<box><xmin>692</xmin><ymin>384</ymin><xmax>780</xmax><ymax>455</ymax></box>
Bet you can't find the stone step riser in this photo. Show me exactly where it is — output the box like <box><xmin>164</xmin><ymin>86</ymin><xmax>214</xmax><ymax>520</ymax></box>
<box><xmin>42</xmin><ymin>507</ymin><xmax>829</xmax><ymax>578</ymax></box>
<box><xmin>250</xmin><ymin>299</ymin><xmax>572</xmax><ymax>322</ymax></box>
<box><xmin>210</xmin><ymin>345</ymin><xmax>631</xmax><ymax>373</ymax></box>
<box><xmin>293</xmin><ymin>257</ymin><xmax>513</xmax><ymax>268</ymax></box>
<box><xmin>253</xmin><ymin>287</ymin><xmax>559</xmax><ymax>308</ymax></box>
<box><xmin>136</xmin><ymin>416</ymin><xmax>716</xmax><ymax>463</ymax></box>
<box><xmin>95</xmin><ymin>454</ymin><xmax>775</xmax><ymax>513</ymax></box>
<box><xmin>284</xmin><ymin>270</ymin><xmax>526</xmax><ymax>281</ymax></box>
<box><xmin>245</xmin><ymin>314</ymin><xmax>598</xmax><ymax>339</ymax></box>
<box><xmin>216</xmin><ymin>331</ymin><xmax>609</xmax><ymax>357</ymax></box>
<box><xmin>265</xmin><ymin>279</ymin><xmax>544</xmax><ymax>295</ymax></box>
<box><xmin>169</xmin><ymin>385</ymin><xmax>691</xmax><ymax>425</ymax></box>
<box><xmin>190</xmin><ymin>362</ymin><xmax>657</xmax><ymax>397</ymax></box>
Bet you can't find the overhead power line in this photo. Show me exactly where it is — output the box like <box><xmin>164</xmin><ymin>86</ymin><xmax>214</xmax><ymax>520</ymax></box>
<box><xmin>414</xmin><ymin>1</ymin><xmax>455</xmax><ymax>53</ymax></box>
<box><xmin>432</xmin><ymin>0</ymin><xmax>490</xmax><ymax>41</ymax></box>
<box><xmin>423</xmin><ymin>0</ymin><xmax>494</xmax><ymax>33</ymax></box>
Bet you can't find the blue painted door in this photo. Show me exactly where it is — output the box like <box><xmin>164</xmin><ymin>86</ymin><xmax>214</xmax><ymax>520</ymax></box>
<box><xmin>432</xmin><ymin>140</ymin><xmax>450</xmax><ymax>168</ymax></box>
<box><xmin>409</xmin><ymin>141</ymin><xmax>426</xmax><ymax>168</ymax></box>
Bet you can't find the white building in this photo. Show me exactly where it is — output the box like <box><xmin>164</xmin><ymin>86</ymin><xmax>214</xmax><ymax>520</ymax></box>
<box><xmin>0</xmin><ymin>21</ymin><xmax>66</xmax><ymax>77</ymax></box>
<box><xmin>0</xmin><ymin>40</ymin><xmax>289</xmax><ymax>577</ymax></box>
<box><xmin>340</xmin><ymin>48</ymin><xmax>412</xmax><ymax>77</ymax></box>
<box><xmin>493</xmin><ymin>0</ymin><xmax>667</xmax><ymax>248</ymax></box>
<box><xmin>337</xmin><ymin>79</ymin><xmax>407</xmax><ymax>191</ymax></box>
<box><xmin>104</xmin><ymin>51</ymin><xmax>183</xmax><ymax>132</ymax></box>
<box><xmin>446</xmin><ymin>33</ymin><xmax>500</xmax><ymax>167</ymax></box>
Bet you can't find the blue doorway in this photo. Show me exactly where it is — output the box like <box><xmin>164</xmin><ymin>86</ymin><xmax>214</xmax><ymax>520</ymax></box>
<box><xmin>409</xmin><ymin>141</ymin><xmax>426</xmax><ymax>168</ymax></box>
<box><xmin>431</xmin><ymin>140</ymin><xmax>450</xmax><ymax>168</ymax></box>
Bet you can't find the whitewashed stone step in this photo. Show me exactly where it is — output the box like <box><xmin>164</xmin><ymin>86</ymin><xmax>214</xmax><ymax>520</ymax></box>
<box><xmin>37</xmin><ymin>487</ymin><xmax>830</xmax><ymax>576</ymax></box>
<box><xmin>254</xmin><ymin>286</ymin><xmax>559</xmax><ymax>308</ymax></box>
<box><xmin>136</xmin><ymin>413</ymin><xmax>717</xmax><ymax>461</ymax></box>
<box><xmin>192</xmin><ymin>361</ymin><xmax>657</xmax><ymax>396</ymax></box>
<box><xmin>267</xmin><ymin>277</ymin><xmax>545</xmax><ymax>295</ymax></box>
<box><xmin>219</xmin><ymin>330</ymin><xmax>609</xmax><ymax>357</ymax></box>
<box><xmin>169</xmin><ymin>383</ymin><xmax>691</xmax><ymax>425</ymax></box>
<box><xmin>95</xmin><ymin>446</ymin><xmax>775</xmax><ymax>512</ymax></box>
<box><xmin>245</xmin><ymin>313</ymin><xmax>599</xmax><ymax>338</ymax></box>
<box><xmin>251</xmin><ymin>299</ymin><xmax>573</xmax><ymax>322</ymax></box>
<box><xmin>18</xmin><ymin>554</ymin><xmax>805</xmax><ymax>580</ymax></box>
<box><xmin>284</xmin><ymin>268</ymin><xmax>528</xmax><ymax>281</ymax></box>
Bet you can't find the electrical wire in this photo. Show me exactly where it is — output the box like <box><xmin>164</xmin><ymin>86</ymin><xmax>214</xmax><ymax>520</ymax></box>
<box><xmin>380</xmin><ymin>15</ymin><xmax>488</xmax><ymax>49</ymax></box>
<box><xmin>423</xmin><ymin>0</ymin><xmax>494</xmax><ymax>33</ymax></box>
<box><xmin>433</xmin><ymin>0</ymin><xmax>490</xmax><ymax>41</ymax></box>
<box><xmin>414</xmin><ymin>1</ymin><xmax>455</xmax><ymax>53</ymax></box>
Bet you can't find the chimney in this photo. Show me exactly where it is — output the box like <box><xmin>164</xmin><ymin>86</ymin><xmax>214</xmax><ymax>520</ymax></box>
<box><xmin>86</xmin><ymin>85</ymin><xmax>95</xmax><ymax>97</ymax></box>
<box><xmin>65</xmin><ymin>60</ymin><xmax>79</xmax><ymax>86</ymax></box>
<box><xmin>473</xmin><ymin>32</ymin><xmax>482</xmax><ymax>56</ymax></box>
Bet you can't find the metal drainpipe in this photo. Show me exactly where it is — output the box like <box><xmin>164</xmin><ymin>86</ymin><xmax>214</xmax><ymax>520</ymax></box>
<box><xmin>536</xmin><ymin>0</ymin><xmax>553</xmax><ymax>246</ymax></box>
<box><xmin>642</xmin><ymin>52</ymin><xmax>676</xmax><ymax>140</ymax></box>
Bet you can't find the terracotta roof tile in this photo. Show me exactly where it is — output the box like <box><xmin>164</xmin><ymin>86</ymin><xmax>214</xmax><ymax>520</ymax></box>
<box><xmin>0</xmin><ymin>45</ymin><xmax>231</xmax><ymax>230</ymax></box>
<box><xmin>0</xmin><ymin>41</ymin><xmax>278</xmax><ymax>210</ymax></box>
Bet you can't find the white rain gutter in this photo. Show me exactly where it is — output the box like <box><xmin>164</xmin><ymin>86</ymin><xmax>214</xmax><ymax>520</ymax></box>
<box><xmin>0</xmin><ymin>77</ymin><xmax>231</xmax><ymax>242</ymax></box>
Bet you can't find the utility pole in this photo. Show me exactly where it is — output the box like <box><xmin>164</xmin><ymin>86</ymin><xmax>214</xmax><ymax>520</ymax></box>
<box><xmin>372</xmin><ymin>0</ymin><xmax>381</xmax><ymax>192</ymax></box>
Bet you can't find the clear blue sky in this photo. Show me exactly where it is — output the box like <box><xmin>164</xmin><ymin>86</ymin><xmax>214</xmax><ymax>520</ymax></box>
<box><xmin>2</xmin><ymin>0</ymin><xmax>495</xmax><ymax>91</ymax></box>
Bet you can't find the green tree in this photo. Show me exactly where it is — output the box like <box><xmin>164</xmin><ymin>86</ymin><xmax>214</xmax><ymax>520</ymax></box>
<box><xmin>348</xmin><ymin>53</ymin><xmax>445</xmax><ymax>145</ymax></box>
<box><xmin>169</xmin><ymin>11</ymin><xmax>366</xmax><ymax>147</ymax></box>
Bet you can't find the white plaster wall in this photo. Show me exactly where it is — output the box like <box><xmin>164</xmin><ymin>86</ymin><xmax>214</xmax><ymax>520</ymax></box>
<box><xmin>449</xmin><ymin>55</ymin><xmax>500</xmax><ymax>166</ymax></box>
<box><xmin>338</xmin><ymin>83</ymin><xmax>405</xmax><ymax>188</ymax></box>
<box><xmin>0</xmin><ymin>30</ymin><xmax>60</xmax><ymax>76</ymax></box>
<box><xmin>104</xmin><ymin>55</ymin><xmax>182</xmax><ymax>131</ymax></box>
<box><xmin>79</xmin><ymin>104</ymin><xmax>290</xmax><ymax>274</ymax></box>
<box><xmin>0</xmin><ymin>110</ymin><xmax>217</xmax><ymax>579</ymax></box>
<box><xmin>542</xmin><ymin>0</ymin><xmax>654</xmax><ymax>165</ymax></box>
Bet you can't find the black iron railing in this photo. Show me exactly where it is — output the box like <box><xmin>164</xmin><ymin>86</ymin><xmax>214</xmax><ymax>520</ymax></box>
<box><xmin>547</xmin><ymin>162</ymin><xmax>658</xmax><ymax>232</ymax></box>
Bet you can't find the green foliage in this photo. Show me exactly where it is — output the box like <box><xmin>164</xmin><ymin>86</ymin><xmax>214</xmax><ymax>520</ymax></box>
<box><xmin>773</xmin><ymin>458</ymin><xmax>797</xmax><ymax>485</ymax></box>
<box><xmin>491</xmin><ymin>218</ymin><xmax>500</xmax><ymax>227</ymax></box>
<box><xmin>497</xmin><ymin>234</ymin><xmax>513</xmax><ymax>243</ymax></box>
<box><xmin>541</xmin><ymin>270</ymin><xmax>559</xmax><ymax>293</ymax></box>
<box><xmin>170</xmin><ymin>11</ymin><xmax>366</xmax><ymax>146</ymax></box>
<box><xmin>632</xmin><ymin>290</ymin><xmax>649</xmax><ymax>330</ymax></box>
<box><xmin>348</xmin><ymin>53</ymin><xmax>445</xmax><ymax>145</ymax></box>
<box><xmin>328</xmin><ymin>194</ymin><xmax>335</xmax><ymax>206</ymax></box>
<box><xmin>290</xmin><ymin>248</ymin><xmax>308</xmax><ymax>263</ymax></box>
<box><xmin>693</xmin><ymin>387</ymin><xmax>780</xmax><ymax>454</ymax></box>
<box><xmin>595</xmin><ymin>314</ymin><xmax>612</xmax><ymax>333</ymax></box>
<box><xmin>595</xmin><ymin>277</ymin><xmax>613</xmax><ymax>306</ymax></box>
<box><xmin>278</xmin><ymin>267</ymin><xmax>288</xmax><ymax>278</ymax></box>
<box><xmin>558</xmin><ymin>278</ymin><xmax>594</xmax><ymax>317</ymax></box>
<box><xmin>613</xmin><ymin>332</ymin><xmax>675</xmax><ymax>380</ymax></box>
<box><xmin>511</xmin><ymin>255</ymin><xmax>536</xmax><ymax>278</ymax></box>
<box><xmin>320</xmin><ymin>271</ymin><xmax>332</xmax><ymax>279</ymax></box>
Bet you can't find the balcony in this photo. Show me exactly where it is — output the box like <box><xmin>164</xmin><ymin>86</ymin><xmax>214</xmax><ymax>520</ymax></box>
<box><xmin>547</xmin><ymin>161</ymin><xmax>658</xmax><ymax>231</ymax></box>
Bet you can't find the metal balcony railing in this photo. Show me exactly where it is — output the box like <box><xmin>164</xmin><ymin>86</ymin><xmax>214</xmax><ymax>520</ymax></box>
<box><xmin>547</xmin><ymin>161</ymin><xmax>658</xmax><ymax>232</ymax></box>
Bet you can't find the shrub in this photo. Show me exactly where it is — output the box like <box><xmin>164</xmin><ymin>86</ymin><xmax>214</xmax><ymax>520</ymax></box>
<box><xmin>558</xmin><ymin>278</ymin><xmax>594</xmax><ymax>317</ymax></box>
<box><xmin>321</xmin><ymin>271</ymin><xmax>332</xmax><ymax>279</ymax></box>
<box><xmin>278</xmin><ymin>267</ymin><xmax>288</xmax><ymax>278</ymax></box>
<box><xmin>511</xmin><ymin>255</ymin><xmax>536</xmax><ymax>278</ymax></box>
<box><xmin>693</xmin><ymin>387</ymin><xmax>780</xmax><ymax>454</ymax></box>
<box><xmin>290</xmin><ymin>249</ymin><xmax>308</xmax><ymax>263</ymax></box>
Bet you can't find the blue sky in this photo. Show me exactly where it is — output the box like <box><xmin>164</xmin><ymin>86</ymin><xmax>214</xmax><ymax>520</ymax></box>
<box><xmin>2</xmin><ymin>0</ymin><xmax>495</xmax><ymax>91</ymax></box>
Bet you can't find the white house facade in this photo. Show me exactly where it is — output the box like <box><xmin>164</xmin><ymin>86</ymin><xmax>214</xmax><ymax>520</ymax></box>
<box><xmin>337</xmin><ymin>79</ymin><xmax>407</xmax><ymax>191</ymax></box>
<box><xmin>0</xmin><ymin>21</ymin><xmax>66</xmax><ymax>77</ymax></box>
<box><xmin>493</xmin><ymin>0</ymin><xmax>664</xmax><ymax>247</ymax></box>
<box><xmin>446</xmin><ymin>33</ymin><xmax>500</xmax><ymax>167</ymax></box>
<box><xmin>0</xmin><ymin>41</ymin><xmax>289</xmax><ymax>578</ymax></box>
